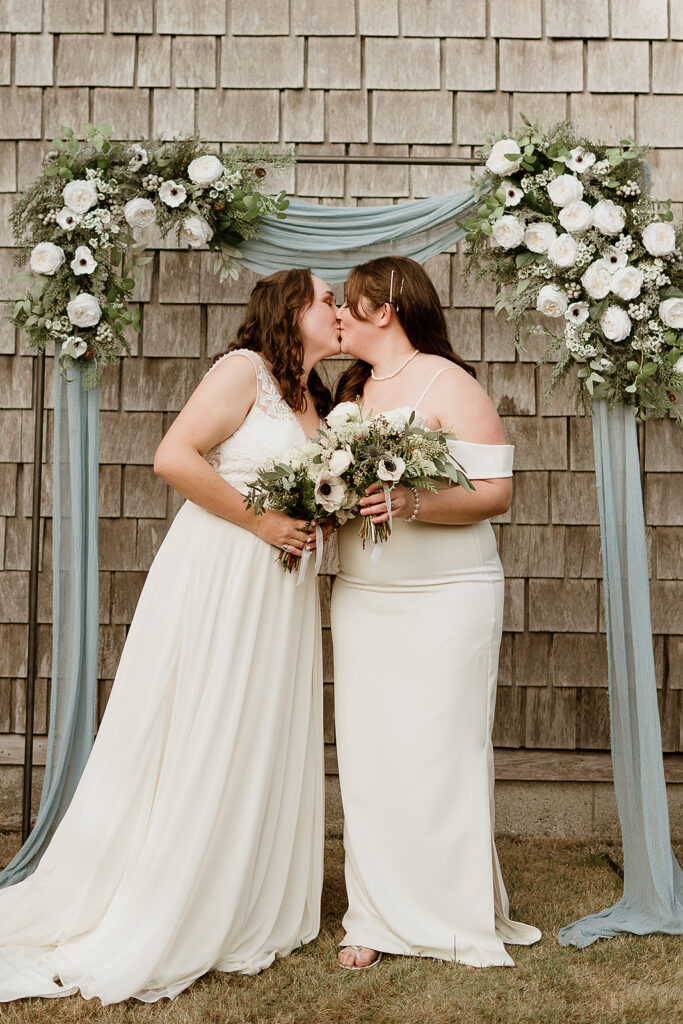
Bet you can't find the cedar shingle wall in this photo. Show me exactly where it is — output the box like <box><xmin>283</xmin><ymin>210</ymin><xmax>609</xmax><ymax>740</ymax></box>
<box><xmin>0</xmin><ymin>1</ymin><xmax>681</xmax><ymax>770</ymax></box>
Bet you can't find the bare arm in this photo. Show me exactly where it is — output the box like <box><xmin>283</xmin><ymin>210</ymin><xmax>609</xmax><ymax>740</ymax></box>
<box><xmin>362</xmin><ymin>366</ymin><xmax>512</xmax><ymax>526</ymax></box>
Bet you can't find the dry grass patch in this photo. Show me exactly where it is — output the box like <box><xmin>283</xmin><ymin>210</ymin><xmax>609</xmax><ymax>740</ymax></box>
<box><xmin>0</xmin><ymin>832</ymin><xmax>681</xmax><ymax>1024</ymax></box>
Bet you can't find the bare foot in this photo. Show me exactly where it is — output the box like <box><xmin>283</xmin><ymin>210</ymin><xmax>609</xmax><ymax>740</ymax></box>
<box><xmin>338</xmin><ymin>945</ymin><xmax>380</xmax><ymax>969</ymax></box>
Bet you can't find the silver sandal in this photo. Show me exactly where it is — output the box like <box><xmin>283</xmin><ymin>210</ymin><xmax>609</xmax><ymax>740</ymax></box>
<box><xmin>339</xmin><ymin>945</ymin><xmax>383</xmax><ymax>971</ymax></box>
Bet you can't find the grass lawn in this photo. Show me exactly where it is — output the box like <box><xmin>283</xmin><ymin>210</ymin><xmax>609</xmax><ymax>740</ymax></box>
<box><xmin>0</xmin><ymin>831</ymin><xmax>681</xmax><ymax>1024</ymax></box>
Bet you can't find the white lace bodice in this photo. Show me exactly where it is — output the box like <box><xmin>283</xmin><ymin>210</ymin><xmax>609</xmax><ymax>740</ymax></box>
<box><xmin>204</xmin><ymin>349</ymin><xmax>307</xmax><ymax>495</ymax></box>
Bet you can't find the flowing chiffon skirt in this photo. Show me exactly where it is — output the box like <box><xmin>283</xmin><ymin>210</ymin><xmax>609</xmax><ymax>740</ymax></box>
<box><xmin>331</xmin><ymin>517</ymin><xmax>540</xmax><ymax>967</ymax></box>
<box><xmin>0</xmin><ymin>500</ymin><xmax>324</xmax><ymax>1003</ymax></box>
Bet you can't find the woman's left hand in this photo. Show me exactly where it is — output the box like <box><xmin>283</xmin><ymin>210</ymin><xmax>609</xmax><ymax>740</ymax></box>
<box><xmin>360</xmin><ymin>482</ymin><xmax>415</xmax><ymax>525</ymax></box>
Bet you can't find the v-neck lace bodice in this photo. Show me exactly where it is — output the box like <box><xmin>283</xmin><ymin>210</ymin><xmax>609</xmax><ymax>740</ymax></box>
<box><xmin>204</xmin><ymin>349</ymin><xmax>307</xmax><ymax>496</ymax></box>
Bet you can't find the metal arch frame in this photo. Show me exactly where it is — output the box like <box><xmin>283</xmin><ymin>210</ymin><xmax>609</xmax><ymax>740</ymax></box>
<box><xmin>21</xmin><ymin>153</ymin><xmax>479</xmax><ymax>839</ymax></box>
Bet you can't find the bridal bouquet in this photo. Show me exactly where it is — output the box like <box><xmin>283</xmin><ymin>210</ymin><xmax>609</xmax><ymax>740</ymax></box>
<box><xmin>460</xmin><ymin>117</ymin><xmax>683</xmax><ymax>424</ymax></box>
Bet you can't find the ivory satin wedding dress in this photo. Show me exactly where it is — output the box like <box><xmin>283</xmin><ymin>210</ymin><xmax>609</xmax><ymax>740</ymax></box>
<box><xmin>0</xmin><ymin>349</ymin><xmax>324</xmax><ymax>1004</ymax></box>
<box><xmin>331</xmin><ymin>388</ymin><xmax>541</xmax><ymax>968</ymax></box>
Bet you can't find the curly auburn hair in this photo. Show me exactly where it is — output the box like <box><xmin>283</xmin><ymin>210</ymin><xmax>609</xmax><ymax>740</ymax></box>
<box><xmin>213</xmin><ymin>268</ymin><xmax>332</xmax><ymax>417</ymax></box>
<box><xmin>335</xmin><ymin>256</ymin><xmax>475</xmax><ymax>405</ymax></box>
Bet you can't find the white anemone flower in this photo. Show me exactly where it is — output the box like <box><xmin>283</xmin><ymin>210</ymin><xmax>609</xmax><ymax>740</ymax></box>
<box><xmin>70</xmin><ymin>245</ymin><xmax>98</xmax><ymax>276</ymax></box>
<box><xmin>314</xmin><ymin>469</ymin><xmax>348</xmax><ymax>513</ymax></box>
<box><xmin>377</xmin><ymin>455</ymin><xmax>406</xmax><ymax>483</ymax></box>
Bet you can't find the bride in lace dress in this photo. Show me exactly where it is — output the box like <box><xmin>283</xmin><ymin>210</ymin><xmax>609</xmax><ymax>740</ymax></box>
<box><xmin>331</xmin><ymin>257</ymin><xmax>541</xmax><ymax>971</ymax></box>
<box><xmin>0</xmin><ymin>269</ymin><xmax>340</xmax><ymax>1004</ymax></box>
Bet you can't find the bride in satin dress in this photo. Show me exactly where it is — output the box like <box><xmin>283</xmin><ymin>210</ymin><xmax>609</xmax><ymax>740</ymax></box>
<box><xmin>331</xmin><ymin>257</ymin><xmax>541</xmax><ymax>970</ymax></box>
<box><xmin>0</xmin><ymin>269</ymin><xmax>340</xmax><ymax>1004</ymax></box>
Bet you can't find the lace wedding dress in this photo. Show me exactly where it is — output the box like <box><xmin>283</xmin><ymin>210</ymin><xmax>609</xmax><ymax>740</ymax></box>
<box><xmin>0</xmin><ymin>349</ymin><xmax>324</xmax><ymax>1004</ymax></box>
<box><xmin>331</xmin><ymin>391</ymin><xmax>541</xmax><ymax>967</ymax></box>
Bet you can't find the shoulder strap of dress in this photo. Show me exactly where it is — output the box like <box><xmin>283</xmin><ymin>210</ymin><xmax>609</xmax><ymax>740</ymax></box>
<box><xmin>413</xmin><ymin>366</ymin><xmax>452</xmax><ymax>412</ymax></box>
<box><xmin>202</xmin><ymin>348</ymin><xmax>263</xmax><ymax>395</ymax></box>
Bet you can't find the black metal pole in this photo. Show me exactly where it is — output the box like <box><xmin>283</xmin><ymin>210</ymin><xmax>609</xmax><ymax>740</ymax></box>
<box><xmin>22</xmin><ymin>350</ymin><xmax>45</xmax><ymax>842</ymax></box>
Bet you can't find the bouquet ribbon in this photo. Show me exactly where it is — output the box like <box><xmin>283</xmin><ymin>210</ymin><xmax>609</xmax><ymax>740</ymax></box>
<box><xmin>296</xmin><ymin>522</ymin><xmax>324</xmax><ymax>587</ymax></box>
<box><xmin>369</xmin><ymin>483</ymin><xmax>393</xmax><ymax>565</ymax></box>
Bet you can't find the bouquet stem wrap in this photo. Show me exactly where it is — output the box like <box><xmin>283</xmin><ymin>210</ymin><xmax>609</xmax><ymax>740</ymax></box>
<box><xmin>296</xmin><ymin>523</ymin><xmax>323</xmax><ymax>587</ymax></box>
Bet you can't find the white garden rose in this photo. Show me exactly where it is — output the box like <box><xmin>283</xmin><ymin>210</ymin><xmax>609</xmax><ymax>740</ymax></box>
<box><xmin>600</xmin><ymin>305</ymin><xmax>632</xmax><ymax>341</ymax></box>
<box><xmin>62</xmin><ymin>336</ymin><xmax>88</xmax><ymax>359</ymax></box>
<box><xmin>558</xmin><ymin>200</ymin><xmax>593</xmax><ymax>233</ymax></box>
<box><xmin>180</xmin><ymin>215</ymin><xmax>213</xmax><ymax>248</ymax></box>
<box><xmin>611</xmin><ymin>266</ymin><xmax>644</xmax><ymax>301</ymax></box>
<box><xmin>658</xmin><ymin>297</ymin><xmax>683</xmax><ymax>330</ymax></box>
<box><xmin>327</xmin><ymin>448</ymin><xmax>354</xmax><ymax>475</ymax></box>
<box><xmin>66</xmin><ymin>293</ymin><xmax>102</xmax><ymax>328</ymax></box>
<box><xmin>56</xmin><ymin>207</ymin><xmax>81</xmax><ymax>231</ymax></box>
<box><xmin>326</xmin><ymin>402</ymin><xmax>359</xmax><ymax>428</ymax></box>
<box><xmin>485</xmin><ymin>139</ymin><xmax>522</xmax><ymax>176</ymax></box>
<box><xmin>377</xmin><ymin>455</ymin><xmax>406</xmax><ymax>483</ymax></box>
<box><xmin>158</xmin><ymin>180</ymin><xmax>187</xmax><ymax>207</ymax></box>
<box><xmin>62</xmin><ymin>179</ymin><xmax>98</xmax><ymax>214</ymax></box>
<box><xmin>601</xmin><ymin>246</ymin><xmax>628</xmax><ymax>273</ymax></box>
<box><xmin>187</xmin><ymin>155</ymin><xmax>224</xmax><ymax>186</ymax></box>
<box><xmin>524</xmin><ymin>222</ymin><xmax>557</xmax><ymax>253</ymax></box>
<box><xmin>314</xmin><ymin>469</ymin><xmax>348</xmax><ymax>513</ymax></box>
<box><xmin>70</xmin><ymin>245</ymin><xmax>97</xmax><ymax>275</ymax></box>
<box><xmin>563</xmin><ymin>147</ymin><xmax>596</xmax><ymax>174</ymax></box>
<box><xmin>581</xmin><ymin>259</ymin><xmax>614</xmax><ymax>300</ymax></box>
<box><xmin>501</xmin><ymin>180</ymin><xmax>523</xmax><ymax>206</ymax></box>
<box><xmin>380</xmin><ymin>407</ymin><xmax>413</xmax><ymax>433</ymax></box>
<box><xmin>642</xmin><ymin>221</ymin><xmax>677</xmax><ymax>257</ymax></box>
<box><xmin>592</xmin><ymin>199</ymin><xmax>626</xmax><ymax>236</ymax></box>
<box><xmin>29</xmin><ymin>241</ymin><xmax>65</xmax><ymax>275</ymax></box>
<box><xmin>547</xmin><ymin>233</ymin><xmax>578</xmax><ymax>269</ymax></box>
<box><xmin>536</xmin><ymin>285</ymin><xmax>568</xmax><ymax>318</ymax></box>
<box><xmin>124</xmin><ymin>197</ymin><xmax>157</xmax><ymax>229</ymax></box>
<box><xmin>491</xmin><ymin>214</ymin><xmax>525</xmax><ymax>249</ymax></box>
<box><xmin>565</xmin><ymin>302</ymin><xmax>589</xmax><ymax>324</ymax></box>
<box><xmin>547</xmin><ymin>174</ymin><xmax>584</xmax><ymax>207</ymax></box>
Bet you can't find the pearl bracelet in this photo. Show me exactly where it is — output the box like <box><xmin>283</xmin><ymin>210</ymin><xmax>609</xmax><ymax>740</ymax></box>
<box><xmin>405</xmin><ymin>486</ymin><xmax>420</xmax><ymax>523</ymax></box>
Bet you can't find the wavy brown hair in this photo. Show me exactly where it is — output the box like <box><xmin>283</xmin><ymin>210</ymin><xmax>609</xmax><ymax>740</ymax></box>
<box><xmin>212</xmin><ymin>268</ymin><xmax>332</xmax><ymax>416</ymax></box>
<box><xmin>335</xmin><ymin>256</ymin><xmax>475</xmax><ymax>404</ymax></box>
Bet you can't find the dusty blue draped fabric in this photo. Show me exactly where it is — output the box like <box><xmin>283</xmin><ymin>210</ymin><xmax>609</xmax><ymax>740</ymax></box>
<box><xmin>558</xmin><ymin>400</ymin><xmax>683</xmax><ymax>946</ymax></box>
<box><xmin>238</xmin><ymin>191</ymin><xmax>477</xmax><ymax>281</ymax></box>
<box><xmin>0</xmin><ymin>353</ymin><xmax>99</xmax><ymax>887</ymax></box>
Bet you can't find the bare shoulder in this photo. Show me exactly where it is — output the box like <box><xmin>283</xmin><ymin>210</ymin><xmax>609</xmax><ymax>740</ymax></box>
<box><xmin>428</xmin><ymin>363</ymin><xmax>507</xmax><ymax>444</ymax></box>
<box><xmin>196</xmin><ymin>350</ymin><xmax>257</xmax><ymax>400</ymax></box>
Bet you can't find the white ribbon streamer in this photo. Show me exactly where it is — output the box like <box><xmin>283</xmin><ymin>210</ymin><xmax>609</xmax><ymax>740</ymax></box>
<box><xmin>369</xmin><ymin>485</ymin><xmax>394</xmax><ymax>566</ymax></box>
<box><xmin>296</xmin><ymin>522</ymin><xmax>324</xmax><ymax>587</ymax></box>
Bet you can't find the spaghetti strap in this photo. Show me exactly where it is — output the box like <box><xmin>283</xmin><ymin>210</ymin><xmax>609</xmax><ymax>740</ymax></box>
<box><xmin>413</xmin><ymin>366</ymin><xmax>452</xmax><ymax>412</ymax></box>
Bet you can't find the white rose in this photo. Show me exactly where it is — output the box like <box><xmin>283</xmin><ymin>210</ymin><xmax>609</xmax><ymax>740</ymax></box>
<box><xmin>158</xmin><ymin>180</ymin><xmax>187</xmax><ymax>208</ymax></box>
<box><xmin>547</xmin><ymin>174</ymin><xmax>584</xmax><ymax>208</ymax></box>
<box><xmin>486</xmin><ymin>139</ymin><xmax>522</xmax><ymax>176</ymax></box>
<box><xmin>536</xmin><ymin>285</ymin><xmax>568</xmax><ymax>318</ymax></box>
<box><xmin>524</xmin><ymin>222</ymin><xmax>557</xmax><ymax>253</ymax></box>
<box><xmin>501</xmin><ymin>180</ymin><xmax>523</xmax><ymax>206</ymax></box>
<box><xmin>491</xmin><ymin>214</ymin><xmax>525</xmax><ymax>249</ymax></box>
<box><xmin>328</xmin><ymin>448</ymin><xmax>354</xmax><ymax>475</ymax></box>
<box><xmin>548</xmin><ymin>233</ymin><xmax>578</xmax><ymax>269</ymax></box>
<box><xmin>377</xmin><ymin>455</ymin><xmax>406</xmax><ymax>483</ymax></box>
<box><xmin>380</xmin><ymin>407</ymin><xmax>412</xmax><ymax>433</ymax></box>
<box><xmin>124</xmin><ymin>197</ymin><xmax>157</xmax><ymax>229</ymax></box>
<box><xmin>592</xmin><ymin>199</ymin><xmax>626</xmax><ymax>236</ymax></box>
<box><xmin>642</xmin><ymin>221</ymin><xmax>677</xmax><ymax>257</ymax></box>
<box><xmin>326</xmin><ymin>402</ymin><xmax>360</xmax><ymax>428</ymax></box>
<box><xmin>180</xmin><ymin>215</ymin><xmax>213</xmax><ymax>248</ymax></box>
<box><xmin>659</xmin><ymin>297</ymin><xmax>683</xmax><ymax>330</ymax></box>
<box><xmin>66</xmin><ymin>293</ymin><xmax>102</xmax><ymax>328</ymax></box>
<box><xmin>611</xmin><ymin>266</ymin><xmax>644</xmax><ymax>301</ymax></box>
<box><xmin>601</xmin><ymin>246</ymin><xmax>628</xmax><ymax>273</ymax></box>
<box><xmin>70</xmin><ymin>245</ymin><xmax>97</xmax><ymax>276</ymax></box>
<box><xmin>558</xmin><ymin>200</ymin><xmax>593</xmax><ymax>233</ymax></box>
<box><xmin>29</xmin><ymin>241</ymin><xmax>65</xmax><ymax>275</ymax></box>
<box><xmin>565</xmin><ymin>302</ymin><xmax>590</xmax><ymax>324</ymax></box>
<box><xmin>600</xmin><ymin>305</ymin><xmax>632</xmax><ymax>341</ymax></box>
<box><xmin>62</xmin><ymin>336</ymin><xmax>88</xmax><ymax>359</ymax></box>
<box><xmin>187</xmin><ymin>155</ymin><xmax>224</xmax><ymax>186</ymax></box>
<box><xmin>314</xmin><ymin>469</ymin><xmax>348</xmax><ymax>513</ymax></box>
<box><xmin>62</xmin><ymin>179</ymin><xmax>98</xmax><ymax>214</ymax></box>
<box><xmin>563</xmin><ymin>147</ymin><xmax>596</xmax><ymax>174</ymax></box>
<box><xmin>56</xmin><ymin>207</ymin><xmax>81</xmax><ymax>231</ymax></box>
<box><xmin>581</xmin><ymin>260</ymin><xmax>614</xmax><ymax>300</ymax></box>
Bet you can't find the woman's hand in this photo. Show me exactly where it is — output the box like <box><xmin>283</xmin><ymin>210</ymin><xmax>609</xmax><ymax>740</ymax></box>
<box><xmin>360</xmin><ymin>482</ymin><xmax>416</xmax><ymax>525</ymax></box>
<box><xmin>254</xmin><ymin>512</ymin><xmax>336</xmax><ymax>553</ymax></box>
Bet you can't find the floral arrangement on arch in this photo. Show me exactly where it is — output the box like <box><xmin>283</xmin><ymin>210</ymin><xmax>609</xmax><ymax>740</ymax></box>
<box><xmin>7</xmin><ymin>123</ymin><xmax>294</xmax><ymax>388</ymax></box>
<box><xmin>460</xmin><ymin>118</ymin><xmax>683</xmax><ymax>424</ymax></box>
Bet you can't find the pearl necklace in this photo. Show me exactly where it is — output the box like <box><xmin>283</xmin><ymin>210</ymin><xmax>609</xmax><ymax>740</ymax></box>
<box><xmin>370</xmin><ymin>349</ymin><xmax>419</xmax><ymax>382</ymax></box>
